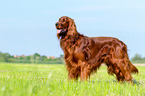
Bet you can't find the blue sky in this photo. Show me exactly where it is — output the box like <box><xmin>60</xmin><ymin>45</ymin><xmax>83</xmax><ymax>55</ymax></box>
<box><xmin>0</xmin><ymin>0</ymin><xmax>145</xmax><ymax>58</ymax></box>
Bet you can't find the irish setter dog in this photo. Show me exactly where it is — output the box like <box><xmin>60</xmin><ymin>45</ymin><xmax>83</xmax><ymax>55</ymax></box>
<box><xmin>55</xmin><ymin>16</ymin><xmax>138</xmax><ymax>83</ymax></box>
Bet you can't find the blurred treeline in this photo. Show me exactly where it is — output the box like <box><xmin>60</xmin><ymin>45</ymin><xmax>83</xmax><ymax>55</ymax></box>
<box><xmin>0</xmin><ymin>52</ymin><xmax>145</xmax><ymax>64</ymax></box>
<box><xmin>131</xmin><ymin>53</ymin><xmax>145</xmax><ymax>63</ymax></box>
<box><xmin>0</xmin><ymin>52</ymin><xmax>64</xmax><ymax>64</ymax></box>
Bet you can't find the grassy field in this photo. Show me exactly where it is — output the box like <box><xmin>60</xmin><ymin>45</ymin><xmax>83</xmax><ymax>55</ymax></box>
<box><xmin>0</xmin><ymin>63</ymin><xmax>145</xmax><ymax>96</ymax></box>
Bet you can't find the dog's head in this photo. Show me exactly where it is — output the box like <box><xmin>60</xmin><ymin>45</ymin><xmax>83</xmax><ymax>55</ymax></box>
<box><xmin>55</xmin><ymin>16</ymin><xmax>77</xmax><ymax>39</ymax></box>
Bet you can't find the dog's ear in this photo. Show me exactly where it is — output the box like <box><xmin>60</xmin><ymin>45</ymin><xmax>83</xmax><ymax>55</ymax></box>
<box><xmin>67</xmin><ymin>18</ymin><xmax>78</xmax><ymax>35</ymax></box>
<box><xmin>68</xmin><ymin>18</ymin><xmax>76</xmax><ymax>31</ymax></box>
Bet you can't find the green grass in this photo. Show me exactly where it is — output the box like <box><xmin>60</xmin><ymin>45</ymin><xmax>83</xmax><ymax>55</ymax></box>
<box><xmin>0</xmin><ymin>63</ymin><xmax>145</xmax><ymax>96</ymax></box>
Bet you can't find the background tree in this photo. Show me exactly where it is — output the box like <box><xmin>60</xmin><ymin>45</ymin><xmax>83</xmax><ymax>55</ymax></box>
<box><xmin>131</xmin><ymin>53</ymin><xmax>142</xmax><ymax>61</ymax></box>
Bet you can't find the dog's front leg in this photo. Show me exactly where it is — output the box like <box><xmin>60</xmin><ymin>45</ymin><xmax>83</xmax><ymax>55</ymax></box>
<box><xmin>79</xmin><ymin>60</ymin><xmax>91</xmax><ymax>81</ymax></box>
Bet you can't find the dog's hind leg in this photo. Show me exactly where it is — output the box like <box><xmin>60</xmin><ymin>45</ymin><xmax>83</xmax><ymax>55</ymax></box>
<box><xmin>107</xmin><ymin>58</ymin><xmax>133</xmax><ymax>83</ymax></box>
<box><xmin>121</xmin><ymin>59</ymin><xmax>133</xmax><ymax>83</ymax></box>
<box><xmin>106</xmin><ymin>46</ymin><xmax>134</xmax><ymax>83</ymax></box>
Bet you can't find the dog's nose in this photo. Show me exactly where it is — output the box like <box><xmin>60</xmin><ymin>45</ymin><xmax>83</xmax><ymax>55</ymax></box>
<box><xmin>55</xmin><ymin>23</ymin><xmax>59</xmax><ymax>26</ymax></box>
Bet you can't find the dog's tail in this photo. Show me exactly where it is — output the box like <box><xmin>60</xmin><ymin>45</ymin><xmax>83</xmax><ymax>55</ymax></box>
<box><xmin>129</xmin><ymin>61</ymin><xmax>139</xmax><ymax>74</ymax></box>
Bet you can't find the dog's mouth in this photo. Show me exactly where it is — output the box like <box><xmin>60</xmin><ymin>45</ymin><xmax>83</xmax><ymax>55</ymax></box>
<box><xmin>57</xmin><ymin>29</ymin><xmax>62</xmax><ymax>34</ymax></box>
<box><xmin>57</xmin><ymin>28</ymin><xmax>67</xmax><ymax>36</ymax></box>
<box><xmin>57</xmin><ymin>29</ymin><xmax>61</xmax><ymax>34</ymax></box>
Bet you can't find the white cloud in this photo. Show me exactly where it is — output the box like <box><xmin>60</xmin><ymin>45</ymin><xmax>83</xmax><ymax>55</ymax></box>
<box><xmin>131</xmin><ymin>5</ymin><xmax>145</xmax><ymax>8</ymax></box>
<box><xmin>43</xmin><ymin>11</ymin><xmax>62</xmax><ymax>15</ymax></box>
<box><xmin>75</xmin><ymin>17</ymin><xmax>107</xmax><ymax>22</ymax></box>
<box><xmin>66</xmin><ymin>5</ymin><xmax>114</xmax><ymax>12</ymax></box>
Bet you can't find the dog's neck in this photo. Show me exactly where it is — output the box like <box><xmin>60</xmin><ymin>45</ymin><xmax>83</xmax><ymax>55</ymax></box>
<box><xmin>60</xmin><ymin>29</ymin><xmax>79</xmax><ymax>39</ymax></box>
<box><xmin>60</xmin><ymin>31</ymin><xmax>82</xmax><ymax>48</ymax></box>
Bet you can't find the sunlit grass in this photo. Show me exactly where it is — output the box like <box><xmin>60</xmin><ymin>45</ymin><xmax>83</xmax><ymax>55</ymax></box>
<box><xmin>0</xmin><ymin>63</ymin><xmax>144</xmax><ymax>96</ymax></box>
